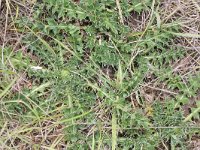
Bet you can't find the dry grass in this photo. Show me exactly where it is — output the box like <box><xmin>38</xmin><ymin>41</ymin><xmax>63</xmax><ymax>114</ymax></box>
<box><xmin>127</xmin><ymin>1</ymin><xmax>200</xmax><ymax>149</ymax></box>
<box><xmin>0</xmin><ymin>0</ymin><xmax>199</xmax><ymax>149</ymax></box>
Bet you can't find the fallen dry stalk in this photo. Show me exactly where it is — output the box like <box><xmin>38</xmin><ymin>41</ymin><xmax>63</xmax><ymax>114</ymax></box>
<box><xmin>116</xmin><ymin>0</ymin><xmax>124</xmax><ymax>24</ymax></box>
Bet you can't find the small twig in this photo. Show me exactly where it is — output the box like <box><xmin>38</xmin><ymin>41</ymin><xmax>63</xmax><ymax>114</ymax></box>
<box><xmin>116</xmin><ymin>0</ymin><xmax>124</xmax><ymax>24</ymax></box>
<box><xmin>161</xmin><ymin>140</ymin><xmax>169</xmax><ymax>150</ymax></box>
<box><xmin>141</xmin><ymin>84</ymin><xmax>178</xmax><ymax>95</ymax></box>
<box><xmin>2</xmin><ymin>0</ymin><xmax>9</xmax><ymax>65</ymax></box>
<box><xmin>10</xmin><ymin>0</ymin><xmax>30</xmax><ymax>10</ymax></box>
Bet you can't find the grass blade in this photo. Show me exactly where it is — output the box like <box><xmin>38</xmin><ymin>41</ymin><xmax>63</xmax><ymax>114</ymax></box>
<box><xmin>0</xmin><ymin>76</ymin><xmax>18</xmax><ymax>99</ymax></box>
<box><xmin>92</xmin><ymin>132</ymin><xmax>95</xmax><ymax>150</ymax></box>
<box><xmin>183</xmin><ymin>106</ymin><xmax>200</xmax><ymax>122</ymax></box>
<box><xmin>112</xmin><ymin>110</ymin><xmax>117</xmax><ymax>150</ymax></box>
<box><xmin>26</xmin><ymin>26</ymin><xmax>56</xmax><ymax>55</ymax></box>
<box><xmin>166</xmin><ymin>31</ymin><xmax>200</xmax><ymax>38</ymax></box>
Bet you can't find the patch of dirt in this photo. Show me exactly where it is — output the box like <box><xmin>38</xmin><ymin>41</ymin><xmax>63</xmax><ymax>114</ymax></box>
<box><xmin>0</xmin><ymin>1</ymin><xmax>38</xmax><ymax>94</ymax></box>
<box><xmin>11</xmin><ymin>73</ymin><xmax>32</xmax><ymax>92</ymax></box>
<box><xmin>0</xmin><ymin>0</ymin><xmax>36</xmax><ymax>49</ymax></box>
<box><xmin>126</xmin><ymin>10</ymin><xmax>150</xmax><ymax>32</ymax></box>
<box><xmin>187</xmin><ymin>135</ymin><xmax>200</xmax><ymax>150</ymax></box>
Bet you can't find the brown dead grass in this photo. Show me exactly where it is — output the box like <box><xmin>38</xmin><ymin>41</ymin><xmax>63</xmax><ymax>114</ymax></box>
<box><xmin>127</xmin><ymin>1</ymin><xmax>200</xmax><ymax>149</ymax></box>
<box><xmin>0</xmin><ymin>0</ymin><xmax>199</xmax><ymax>149</ymax></box>
<box><xmin>128</xmin><ymin>0</ymin><xmax>200</xmax><ymax>107</ymax></box>
<box><xmin>160</xmin><ymin>0</ymin><xmax>200</xmax><ymax>52</ymax></box>
<box><xmin>127</xmin><ymin>10</ymin><xmax>151</xmax><ymax>32</ymax></box>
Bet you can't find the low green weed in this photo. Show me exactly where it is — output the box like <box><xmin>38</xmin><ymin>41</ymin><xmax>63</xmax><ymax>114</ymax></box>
<box><xmin>0</xmin><ymin>0</ymin><xmax>199</xmax><ymax>149</ymax></box>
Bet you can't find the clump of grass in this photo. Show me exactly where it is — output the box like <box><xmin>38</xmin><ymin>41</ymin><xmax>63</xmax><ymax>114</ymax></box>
<box><xmin>0</xmin><ymin>0</ymin><xmax>200</xmax><ymax>149</ymax></box>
